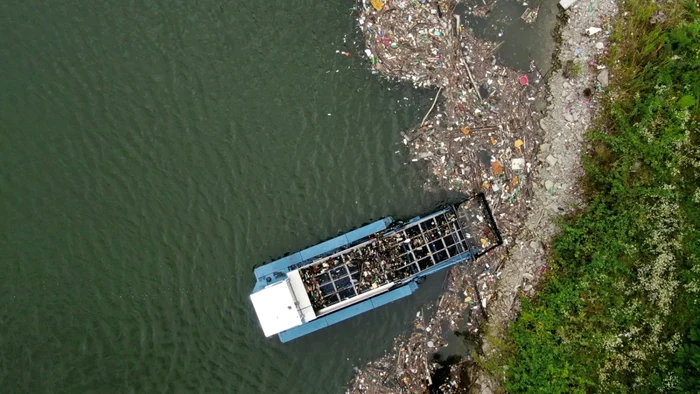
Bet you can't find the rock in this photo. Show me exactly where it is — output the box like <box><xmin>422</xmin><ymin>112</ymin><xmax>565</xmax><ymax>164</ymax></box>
<box><xmin>523</xmin><ymin>284</ymin><xmax>533</xmax><ymax>292</ymax></box>
<box><xmin>650</xmin><ymin>11</ymin><xmax>667</xmax><ymax>24</ymax></box>
<box><xmin>597</xmin><ymin>69</ymin><xmax>609</xmax><ymax>87</ymax></box>
<box><xmin>546</xmin><ymin>155</ymin><xmax>558</xmax><ymax>166</ymax></box>
<box><xmin>540</xmin><ymin>143</ymin><xmax>551</xmax><ymax>152</ymax></box>
<box><xmin>417</xmin><ymin>151</ymin><xmax>433</xmax><ymax>159</ymax></box>
<box><xmin>534</xmin><ymin>97</ymin><xmax>547</xmax><ymax>111</ymax></box>
<box><xmin>529</xmin><ymin>240</ymin><xmax>540</xmax><ymax>250</ymax></box>
<box><xmin>545</xmin><ymin>180</ymin><xmax>554</xmax><ymax>189</ymax></box>
<box><xmin>595</xmin><ymin>42</ymin><xmax>605</xmax><ymax>50</ymax></box>
<box><xmin>564</xmin><ymin>112</ymin><xmax>574</xmax><ymax>122</ymax></box>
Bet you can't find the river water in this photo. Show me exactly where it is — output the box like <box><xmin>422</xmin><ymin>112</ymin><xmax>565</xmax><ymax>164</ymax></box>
<box><xmin>0</xmin><ymin>1</ymin><xmax>555</xmax><ymax>393</ymax></box>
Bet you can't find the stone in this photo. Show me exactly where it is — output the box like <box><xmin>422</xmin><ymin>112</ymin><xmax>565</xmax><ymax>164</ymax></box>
<box><xmin>597</xmin><ymin>69</ymin><xmax>609</xmax><ymax>87</ymax></box>
<box><xmin>529</xmin><ymin>240</ymin><xmax>540</xmax><ymax>250</ymax></box>
<box><xmin>534</xmin><ymin>97</ymin><xmax>547</xmax><ymax>111</ymax></box>
<box><xmin>545</xmin><ymin>180</ymin><xmax>554</xmax><ymax>189</ymax></box>
<box><xmin>540</xmin><ymin>143</ymin><xmax>551</xmax><ymax>152</ymax></box>
<box><xmin>546</xmin><ymin>154</ymin><xmax>558</xmax><ymax>166</ymax></box>
<box><xmin>564</xmin><ymin>112</ymin><xmax>574</xmax><ymax>122</ymax></box>
<box><xmin>524</xmin><ymin>284</ymin><xmax>533</xmax><ymax>292</ymax></box>
<box><xmin>650</xmin><ymin>11</ymin><xmax>667</xmax><ymax>24</ymax></box>
<box><xmin>595</xmin><ymin>42</ymin><xmax>605</xmax><ymax>50</ymax></box>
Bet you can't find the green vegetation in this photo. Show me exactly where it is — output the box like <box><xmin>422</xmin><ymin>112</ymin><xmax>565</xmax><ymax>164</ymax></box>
<box><xmin>562</xmin><ymin>59</ymin><xmax>582</xmax><ymax>79</ymax></box>
<box><xmin>486</xmin><ymin>1</ymin><xmax>700</xmax><ymax>392</ymax></box>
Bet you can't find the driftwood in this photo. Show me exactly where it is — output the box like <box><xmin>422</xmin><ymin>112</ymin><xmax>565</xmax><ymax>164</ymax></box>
<box><xmin>462</xmin><ymin>59</ymin><xmax>482</xmax><ymax>101</ymax></box>
<box><xmin>421</xmin><ymin>86</ymin><xmax>443</xmax><ymax>126</ymax></box>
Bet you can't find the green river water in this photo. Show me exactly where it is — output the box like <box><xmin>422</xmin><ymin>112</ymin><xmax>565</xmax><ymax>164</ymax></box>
<box><xmin>1</xmin><ymin>0</ymin><xmax>556</xmax><ymax>393</ymax></box>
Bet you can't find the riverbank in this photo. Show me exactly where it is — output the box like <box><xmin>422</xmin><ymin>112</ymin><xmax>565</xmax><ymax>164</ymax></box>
<box><xmin>470</xmin><ymin>0</ymin><xmax>619</xmax><ymax>391</ymax></box>
<box><xmin>346</xmin><ymin>0</ymin><xmax>620</xmax><ymax>392</ymax></box>
<box><xmin>476</xmin><ymin>0</ymin><xmax>700</xmax><ymax>391</ymax></box>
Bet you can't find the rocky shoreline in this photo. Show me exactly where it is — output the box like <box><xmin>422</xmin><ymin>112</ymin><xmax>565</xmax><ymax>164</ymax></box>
<box><xmin>472</xmin><ymin>0</ymin><xmax>618</xmax><ymax>391</ymax></box>
<box><xmin>346</xmin><ymin>0</ymin><xmax>619</xmax><ymax>392</ymax></box>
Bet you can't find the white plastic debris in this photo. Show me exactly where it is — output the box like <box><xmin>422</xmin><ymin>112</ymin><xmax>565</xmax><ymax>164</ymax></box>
<box><xmin>586</xmin><ymin>27</ymin><xmax>602</xmax><ymax>36</ymax></box>
<box><xmin>511</xmin><ymin>158</ymin><xmax>526</xmax><ymax>171</ymax></box>
<box><xmin>559</xmin><ymin>0</ymin><xmax>578</xmax><ymax>9</ymax></box>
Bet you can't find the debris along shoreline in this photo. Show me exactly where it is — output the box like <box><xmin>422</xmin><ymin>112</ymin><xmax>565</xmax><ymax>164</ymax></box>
<box><xmin>346</xmin><ymin>0</ymin><xmax>620</xmax><ymax>391</ymax></box>
<box><xmin>358</xmin><ymin>0</ymin><xmax>544</xmax><ymax>229</ymax></box>
<box><xmin>471</xmin><ymin>0</ymin><xmax>619</xmax><ymax>391</ymax></box>
<box><xmin>347</xmin><ymin>0</ymin><xmax>548</xmax><ymax>392</ymax></box>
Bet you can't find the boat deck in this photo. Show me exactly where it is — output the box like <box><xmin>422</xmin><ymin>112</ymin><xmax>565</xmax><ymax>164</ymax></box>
<box><xmin>299</xmin><ymin>209</ymin><xmax>474</xmax><ymax>313</ymax></box>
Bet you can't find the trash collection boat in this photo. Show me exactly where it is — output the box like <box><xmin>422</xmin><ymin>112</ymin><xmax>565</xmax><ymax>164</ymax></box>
<box><xmin>250</xmin><ymin>194</ymin><xmax>501</xmax><ymax>343</ymax></box>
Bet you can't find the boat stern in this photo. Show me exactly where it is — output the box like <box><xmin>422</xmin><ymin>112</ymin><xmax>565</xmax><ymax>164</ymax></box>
<box><xmin>250</xmin><ymin>270</ymin><xmax>316</xmax><ymax>337</ymax></box>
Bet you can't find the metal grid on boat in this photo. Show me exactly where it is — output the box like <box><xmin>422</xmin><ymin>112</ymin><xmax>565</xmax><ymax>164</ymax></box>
<box><xmin>299</xmin><ymin>209</ymin><xmax>472</xmax><ymax>313</ymax></box>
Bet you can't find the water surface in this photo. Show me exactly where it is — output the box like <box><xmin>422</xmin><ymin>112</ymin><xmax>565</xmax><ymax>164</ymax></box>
<box><xmin>0</xmin><ymin>1</ymin><xmax>556</xmax><ymax>393</ymax></box>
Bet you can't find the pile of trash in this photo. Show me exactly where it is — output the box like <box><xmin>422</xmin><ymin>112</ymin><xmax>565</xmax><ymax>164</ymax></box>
<box><xmin>346</xmin><ymin>251</ymin><xmax>504</xmax><ymax>393</ymax></box>
<box><xmin>358</xmin><ymin>0</ymin><xmax>455</xmax><ymax>87</ymax></box>
<box><xmin>347</xmin><ymin>197</ymin><xmax>504</xmax><ymax>393</ymax></box>
<box><xmin>347</xmin><ymin>309</ymin><xmax>442</xmax><ymax>394</ymax></box>
<box><xmin>348</xmin><ymin>0</ymin><xmax>548</xmax><ymax>392</ymax></box>
<box><xmin>358</xmin><ymin>0</ymin><xmax>544</xmax><ymax>241</ymax></box>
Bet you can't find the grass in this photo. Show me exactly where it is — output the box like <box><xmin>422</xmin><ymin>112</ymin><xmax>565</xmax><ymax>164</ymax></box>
<box><xmin>562</xmin><ymin>60</ymin><xmax>582</xmax><ymax>79</ymax></box>
<box><xmin>482</xmin><ymin>0</ymin><xmax>700</xmax><ymax>392</ymax></box>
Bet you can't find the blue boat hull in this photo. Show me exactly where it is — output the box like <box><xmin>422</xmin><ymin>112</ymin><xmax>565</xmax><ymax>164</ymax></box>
<box><xmin>250</xmin><ymin>194</ymin><xmax>500</xmax><ymax>342</ymax></box>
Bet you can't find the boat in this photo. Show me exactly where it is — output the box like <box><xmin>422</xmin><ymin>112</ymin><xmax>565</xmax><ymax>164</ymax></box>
<box><xmin>250</xmin><ymin>193</ymin><xmax>501</xmax><ymax>343</ymax></box>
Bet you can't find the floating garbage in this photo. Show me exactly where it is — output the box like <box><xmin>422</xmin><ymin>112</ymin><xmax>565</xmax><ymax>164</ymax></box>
<box><xmin>348</xmin><ymin>0</ymin><xmax>547</xmax><ymax>391</ymax></box>
<box><xmin>521</xmin><ymin>6</ymin><xmax>539</xmax><ymax>24</ymax></box>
